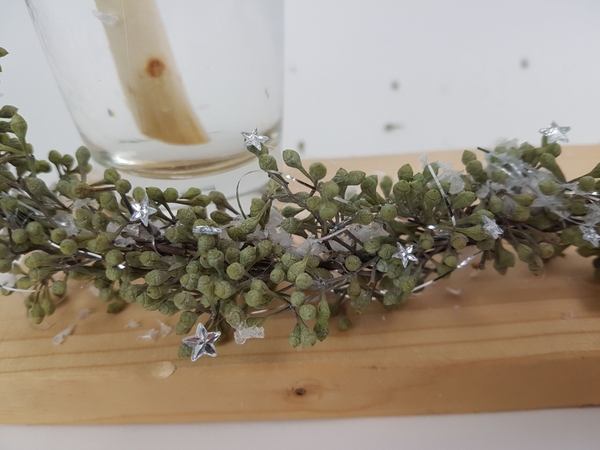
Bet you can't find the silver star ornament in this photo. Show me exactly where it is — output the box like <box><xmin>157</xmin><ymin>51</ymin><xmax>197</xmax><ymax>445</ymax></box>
<box><xmin>130</xmin><ymin>194</ymin><xmax>157</xmax><ymax>227</ymax></box>
<box><xmin>392</xmin><ymin>242</ymin><xmax>419</xmax><ymax>268</ymax></box>
<box><xmin>539</xmin><ymin>121</ymin><xmax>570</xmax><ymax>144</ymax></box>
<box><xmin>182</xmin><ymin>323</ymin><xmax>221</xmax><ymax>361</ymax></box>
<box><xmin>241</xmin><ymin>128</ymin><xmax>269</xmax><ymax>151</ymax></box>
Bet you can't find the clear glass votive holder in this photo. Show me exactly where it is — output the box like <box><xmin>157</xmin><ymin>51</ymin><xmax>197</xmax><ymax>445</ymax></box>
<box><xmin>26</xmin><ymin>0</ymin><xmax>284</xmax><ymax>196</ymax></box>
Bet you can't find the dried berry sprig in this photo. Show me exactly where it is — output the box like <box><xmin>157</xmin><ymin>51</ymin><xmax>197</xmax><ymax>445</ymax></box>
<box><xmin>1</xmin><ymin>46</ymin><xmax>599</xmax><ymax>358</ymax></box>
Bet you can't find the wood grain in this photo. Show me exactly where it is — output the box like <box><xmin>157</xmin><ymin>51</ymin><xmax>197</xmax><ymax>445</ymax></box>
<box><xmin>1</xmin><ymin>146</ymin><xmax>599</xmax><ymax>424</ymax></box>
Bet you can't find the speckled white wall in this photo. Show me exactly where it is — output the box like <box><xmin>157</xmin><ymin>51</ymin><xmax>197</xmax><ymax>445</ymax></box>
<box><xmin>1</xmin><ymin>0</ymin><xmax>599</xmax><ymax>160</ymax></box>
<box><xmin>283</xmin><ymin>0</ymin><xmax>600</xmax><ymax>157</ymax></box>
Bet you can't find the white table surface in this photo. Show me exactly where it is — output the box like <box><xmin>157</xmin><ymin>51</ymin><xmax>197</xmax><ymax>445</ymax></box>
<box><xmin>1</xmin><ymin>1</ymin><xmax>600</xmax><ymax>449</ymax></box>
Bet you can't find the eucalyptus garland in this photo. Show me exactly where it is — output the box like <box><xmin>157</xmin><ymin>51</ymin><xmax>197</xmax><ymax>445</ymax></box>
<box><xmin>1</xmin><ymin>48</ymin><xmax>599</xmax><ymax>360</ymax></box>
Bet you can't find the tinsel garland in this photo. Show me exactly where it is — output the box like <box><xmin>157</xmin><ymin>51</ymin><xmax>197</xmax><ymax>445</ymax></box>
<box><xmin>1</xmin><ymin>48</ymin><xmax>599</xmax><ymax>360</ymax></box>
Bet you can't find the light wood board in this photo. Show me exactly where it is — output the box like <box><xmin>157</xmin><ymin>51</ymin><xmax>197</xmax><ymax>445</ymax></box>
<box><xmin>0</xmin><ymin>146</ymin><xmax>599</xmax><ymax>424</ymax></box>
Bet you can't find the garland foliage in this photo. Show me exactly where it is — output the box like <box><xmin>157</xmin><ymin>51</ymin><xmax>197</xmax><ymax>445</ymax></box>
<box><xmin>1</xmin><ymin>47</ymin><xmax>599</xmax><ymax>357</ymax></box>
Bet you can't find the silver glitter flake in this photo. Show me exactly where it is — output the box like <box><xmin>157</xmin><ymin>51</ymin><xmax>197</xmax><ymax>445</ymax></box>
<box><xmin>54</xmin><ymin>210</ymin><xmax>79</xmax><ymax>236</ymax></box>
<box><xmin>130</xmin><ymin>195</ymin><xmax>157</xmax><ymax>227</ymax></box>
<box><xmin>539</xmin><ymin>121</ymin><xmax>570</xmax><ymax>144</ymax></box>
<box><xmin>241</xmin><ymin>128</ymin><xmax>269</xmax><ymax>150</ymax></box>
<box><xmin>392</xmin><ymin>242</ymin><xmax>419</xmax><ymax>268</ymax></box>
<box><xmin>482</xmin><ymin>215</ymin><xmax>504</xmax><ymax>239</ymax></box>
<box><xmin>193</xmin><ymin>225</ymin><xmax>223</xmax><ymax>235</ymax></box>
<box><xmin>182</xmin><ymin>323</ymin><xmax>221</xmax><ymax>361</ymax></box>
<box><xmin>580</xmin><ymin>225</ymin><xmax>600</xmax><ymax>247</ymax></box>
<box><xmin>233</xmin><ymin>324</ymin><xmax>265</xmax><ymax>345</ymax></box>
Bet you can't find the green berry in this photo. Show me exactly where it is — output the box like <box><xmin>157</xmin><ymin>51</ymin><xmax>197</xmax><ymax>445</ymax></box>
<box><xmin>281</xmin><ymin>217</ymin><xmax>302</xmax><ymax>234</ymax></box>
<box><xmin>397</xmin><ymin>164</ymin><xmax>414</xmax><ymax>181</ymax></box>
<box><xmin>115</xmin><ymin>179</ymin><xmax>132</xmax><ymax>194</ymax></box>
<box><xmin>244</xmin><ymin>289</ymin><xmax>264</xmax><ymax>308</ymax></box>
<box><xmin>461</xmin><ymin>150</ymin><xmax>477</xmax><ymax>165</ymax></box>
<box><xmin>105</xmin><ymin>266</ymin><xmax>123</xmax><ymax>281</ymax></box>
<box><xmin>516</xmin><ymin>244</ymin><xmax>534</xmax><ymax>262</ymax></box>
<box><xmin>145</xmin><ymin>270</ymin><xmax>170</xmax><ymax>286</ymax></box>
<box><xmin>321</xmin><ymin>181</ymin><xmax>339</xmax><ymax>199</ymax></box>
<box><xmin>318</xmin><ymin>201</ymin><xmax>338</xmax><ymax>220</ymax></box>
<box><xmin>28</xmin><ymin>303</ymin><xmax>45</xmax><ymax>324</ymax></box>
<box><xmin>352</xmin><ymin>294</ymin><xmax>371</xmax><ymax>314</ymax></box>
<box><xmin>75</xmin><ymin>146</ymin><xmax>91</xmax><ymax>166</ymax></box>
<box><xmin>539</xmin><ymin>242</ymin><xmax>555</xmax><ymax>259</ymax></box>
<box><xmin>226</xmin><ymin>262</ymin><xmax>246</xmax><ymax>281</ymax></box>
<box><xmin>0</xmin><ymin>196</ymin><xmax>17</xmax><ymax>212</ymax></box>
<box><xmin>398</xmin><ymin>276</ymin><xmax>416</xmax><ymax>293</ymax></box>
<box><xmin>306</xmin><ymin>196</ymin><xmax>322</xmax><ymax>212</ymax></box>
<box><xmin>465</xmin><ymin>160</ymin><xmax>483</xmax><ymax>174</ymax></box>
<box><xmin>104</xmin><ymin>249</ymin><xmax>125</xmax><ymax>267</ymax></box>
<box><xmin>282</xmin><ymin>149</ymin><xmax>304</xmax><ymax>170</ymax></box>
<box><xmin>354</xmin><ymin>210</ymin><xmax>373</xmax><ymax>225</ymax></box>
<box><xmin>377</xmin><ymin>243</ymin><xmax>397</xmax><ymax>260</ymax></box>
<box><xmin>295</xmin><ymin>273</ymin><xmax>313</xmax><ymax>289</ymax></box>
<box><xmin>309</xmin><ymin>162</ymin><xmax>327</xmax><ymax>182</ymax></box>
<box><xmin>345</xmin><ymin>255</ymin><xmax>362</xmax><ymax>272</ymax></box>
<box><xmin>317</xmin><ymin>298</ymin><xmax>330</xmax><ymax>320</ymax></box>
<box><xmin>258</xmin><ymin>154</ymin><xmax>278</xmax><ymax>171</ymax></box>
<box><xmin>240</xmin><ymin>245</ymin><xmax>257</xmax><ymax>267</ymax></box>
<box><xmin>379</xmin><ymin>204</ymin><xmax>398</xmax><ymax>221</ymax></box>
<box><xmin>197</xmin><ymin>234</ymin><xmax>216</xmax><ymax>253</ymax></box>
<box><xmin>419</xmin><ymin>232</ymin><xmax>434</xmax><ymax>250</ymax></box>
<box><xmin>488</xmin><ymin>195</ymin><xmax>503</xmax><ymax>214</ymax></box>
<box><xmin>163</xmin><ymin>187</ymin><xmax>179</xmax><ymax>202</ymax></box>
<box><xmin>289</xmin><ymin>323</ymin><xmax>302</xmax><ymax>347</ymax></box>
<box><xmin>346</xmin><ymin>170</ymin><xmax>366</xmax><ymax>185</ymax></box>
<box><xmin>337</xmin><ymin>316</ymin><xmax>352</xmax><ymax>331</ymax></box>
<box><xmin>515</xmin><ymin>193</ymin><xmax>534</xmax><ymax>207</ymax></box>
<box><xmin>491</xmin><ymin>170</ymin><xmax>508</xmax><ymax>183</ymax></box>
<box><xmin>51</xmin><ymin>280</ymin><xmax>67</xmax><ymax>297</ymax></box>
<box><xmin>450</xmin><ymin>232</ymin><xmax>468</xmax><ymax>250</ymax></box>
<box><xmin>299</xmin><ymin>304</ymin><xmax>317</xmax><ymax>320</ymax></box>
<box><xmin>579</xmin><ymin>176</ymin><xmax>595</xmax><ymax>192</ymax></box>
<box><xmin>393</xmin><ymin>180</ymin><xmax>410</xmax><ymax>198</ymax></box>
<box><xmin>12</xmin><ymin>228</ymin><xmax>29</xmax><ymax>244</ymax></box>
<box><xmin>173</xmin><ymin>292</ymin><xmax>197</xmax><ymax>310</ymax></box>
<box><xmin>50</xmin><ymin>228</ymin><xmax>67</xmax><ymax>244</ymax></box>
<box><xmin>364</xmin><ymin>238</ymin><xmax>381</xmax><ymax>254</ymax></box>
<box><xmin>0</xmin><ymin>258</ymin><xmax>12</xmax><ymax>273</ymax></box>
<box><xmin>424</xmin><ymin>189</ymin><xmax>442</xmax><ymax>207</ymax></box>
<box><xmin>60</xmin><ymin>238</ymin><xmax>78</xmax><ymax>255</ymax></box>
<box><xmin>206</xmin><ymin>249</ymin><xmax>224</xmax><ymax>270</ymax></box>
<box><xmin>511</xmin><ymin>204</ymin><xmax>530</xmax><ymax>222</ymax></box>
<box><xmin>257</xmin><ymin>239</ymin><xmax>273</xmax><ymax>258</ymax></box>
<box><xmin>442</xmin><ymin>250</ymin><xmax>458</xmax><ymax>268</ymax></box>
<box><xmin>290</xmin><ymin>291</ymin><xmax>306</xmax><ymax>307</ymax></box>
<box><xmin>108</xmin><ymin>302</ymin><xmax>127</xmax><ymax>314</ymax></box>
<box><xmin>103</xmin><ymin>168</ymin><xmax>120</xmax><ymax>183</ymax></box>
<box><xmin>300</xmin><ymin>327</ymin><xmax>318</xmax><ymax>347</ymax></box>
<box><xmin>451</xmin><ymin>191</ymin><xmax>476</xmax><ymax>209</ymax></box>
<box><xmin>215</xmin><ymin>280</ymin><xmax>235</xmax><ymax>299</ymax></box>
<box><xmin>269</xmin><ymin>267</ymin><xmax>286</xmax><ymax>284</ymax></box>
<box><xmin>176</xmin><ymin>311</ymin><xmax>199</xmax><ymax>335</ymax></box>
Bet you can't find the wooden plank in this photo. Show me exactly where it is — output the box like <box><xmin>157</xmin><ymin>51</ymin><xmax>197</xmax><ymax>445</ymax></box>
<box><xmin>1</xmin><ymin>146</ymin><xmax>599</xmax><ymax>424</ymax></box>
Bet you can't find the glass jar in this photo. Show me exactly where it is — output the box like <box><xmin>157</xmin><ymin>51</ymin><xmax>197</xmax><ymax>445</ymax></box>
<box><xmin>26</xmin><ymin>0</ymin><xmax>283</xmax><ymax>195</ymax></box>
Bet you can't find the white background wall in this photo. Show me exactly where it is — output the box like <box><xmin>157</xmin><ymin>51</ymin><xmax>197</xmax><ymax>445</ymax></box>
<box><xmin>1</xmin><ymin>0</ymin><xmax>600</xmax><ymax>160</ymax></box>
<box><xmin>1</xmin><ymin>1</ymin><xmax>600</xmax><ymax>449</ymax></box>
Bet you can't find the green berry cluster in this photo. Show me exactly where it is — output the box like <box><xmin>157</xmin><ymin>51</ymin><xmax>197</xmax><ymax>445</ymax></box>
<box><xmin>1</xmin><ymin>46</ymin><xmax>599</xmax><ymax>357</ymax></box>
